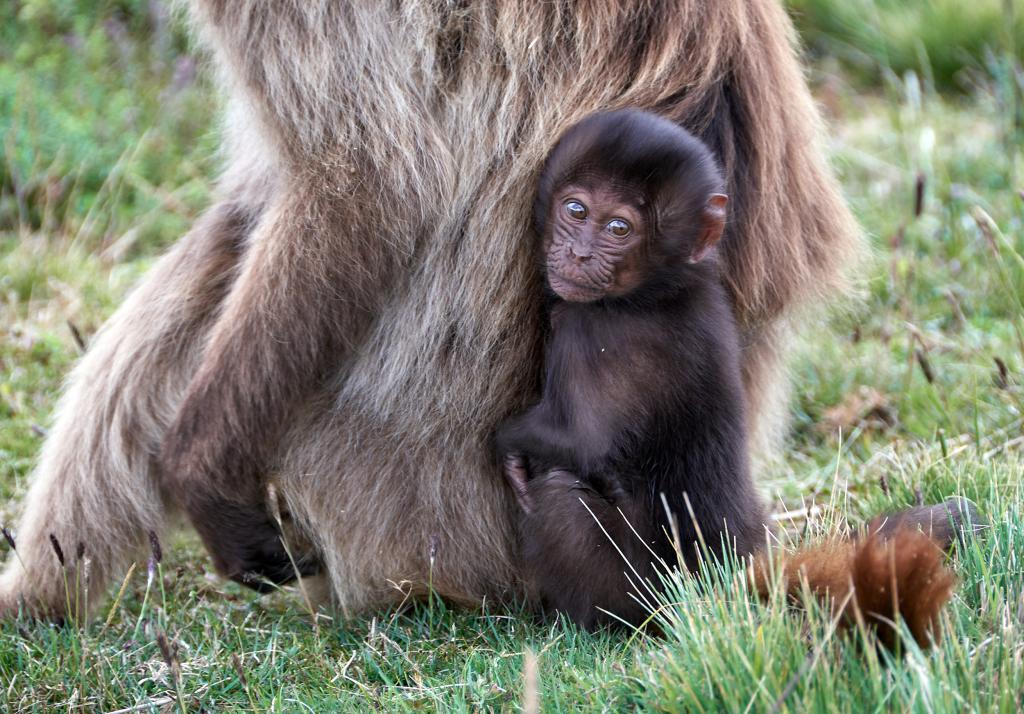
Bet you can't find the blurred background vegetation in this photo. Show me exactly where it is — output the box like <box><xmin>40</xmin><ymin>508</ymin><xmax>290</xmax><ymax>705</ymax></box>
<box><xmin>791</xmin><ymin>0</ymin><xmax>1023</xmax><ymax>88</ymax></box>
<box><xmin>1</xmin><ymin>1</ymin><xmax>1023</xmax><ymax>711</ymax></box>
<box><xmin>0</xmin><ymin>0</ymin><xmax>210</xmax><ymax>256</ymax></box>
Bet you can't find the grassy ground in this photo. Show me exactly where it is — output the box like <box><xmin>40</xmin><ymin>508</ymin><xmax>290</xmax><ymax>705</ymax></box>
<box><xmin>2</xmin><ymin>5</ymin><xmax>1024</xmax><ymax>713</ymax></box>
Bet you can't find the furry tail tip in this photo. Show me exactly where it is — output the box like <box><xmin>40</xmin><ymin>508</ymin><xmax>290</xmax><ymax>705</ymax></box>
<box><xmin>752</xmin><ymin>527</ymin><xmax>957</xmax><ymax>651</ymax></box>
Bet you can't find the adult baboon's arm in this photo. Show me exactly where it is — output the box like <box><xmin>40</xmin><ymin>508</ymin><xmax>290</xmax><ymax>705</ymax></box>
<box><xmin>161</xmin><ymin>186</ymin><xmax>396</xmax><ymax>586</ymax></box>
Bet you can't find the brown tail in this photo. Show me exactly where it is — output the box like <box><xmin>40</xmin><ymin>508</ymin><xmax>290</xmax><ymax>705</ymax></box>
<box><xmin>752</xmin><ymin>498</ymin><xmax>979</xmax><ymax>650</ymax></box>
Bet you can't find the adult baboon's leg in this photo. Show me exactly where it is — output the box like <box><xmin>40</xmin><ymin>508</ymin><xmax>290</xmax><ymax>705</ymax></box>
<box><xmin>161</xmin><ymin>180</ymin><xmax>402</xmax><ymax>587</ymax></box>
<box><xmin>0</xmin><ymin>198</ymin><xmax>254</xmax><ymax>619</ymax></box>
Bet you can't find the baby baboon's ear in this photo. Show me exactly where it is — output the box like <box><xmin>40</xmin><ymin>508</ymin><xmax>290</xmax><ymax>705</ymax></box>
<box><xmin>689</xmin><ymin>193</ymin><xmax>728</xmax><ymax>264</ymax></box>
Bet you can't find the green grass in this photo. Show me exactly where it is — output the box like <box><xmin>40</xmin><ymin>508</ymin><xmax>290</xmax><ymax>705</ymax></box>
<box><xmin>0</xmin><ymin>0</ymin><xmax>214</xmax><ymax>254</ymax></box>
<box><xmin>2</xmin><ymin>4</ymin><xmax>1024</xmax><ymax>712</ymax></box>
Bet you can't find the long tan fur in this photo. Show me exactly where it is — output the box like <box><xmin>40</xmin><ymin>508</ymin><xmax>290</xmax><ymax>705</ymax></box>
<box><xmin>1</xmin><ymin>1</ymin><xmax>861</xmax><ymax>617</ymax></box>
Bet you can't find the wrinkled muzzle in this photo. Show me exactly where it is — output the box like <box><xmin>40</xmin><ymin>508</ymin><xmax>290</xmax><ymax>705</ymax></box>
<box><xmin>547</xmin><ymin>240</ymin><xmax>614</xmax><ymax>302</ymax></box>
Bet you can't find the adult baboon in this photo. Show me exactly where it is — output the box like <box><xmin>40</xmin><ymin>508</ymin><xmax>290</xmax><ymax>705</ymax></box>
<box><xmin>0</xmin><ymin>1</ymin><xmax>861</xmax><ymax>618</ymax></box>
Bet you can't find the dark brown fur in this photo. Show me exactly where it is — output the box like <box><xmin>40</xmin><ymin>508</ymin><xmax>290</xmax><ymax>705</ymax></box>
<box><xmin>497</xmin><ymin>111</ymin><xmax>765</xmax><ymax>628</ymax></box>
<box><xmin>515</xmin><ymin>468</ymin><xmax>658</xmax><ymax>627</ymax></box>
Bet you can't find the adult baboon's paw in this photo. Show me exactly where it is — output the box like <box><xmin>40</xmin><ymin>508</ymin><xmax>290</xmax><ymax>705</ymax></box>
<box><xmin>224</xmin><ymin>519</ymin><xmax>322</xmax><ymax>593</ymax></box>
<box><xmin>189</xmin><ymin>498</ymin><xmax>321</xmax><ymax>591</ymax></box>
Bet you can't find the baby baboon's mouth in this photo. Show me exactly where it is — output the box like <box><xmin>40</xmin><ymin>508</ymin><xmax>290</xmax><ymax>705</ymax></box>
<box><xmin>548</xmin><ymin>273</ymin><xmax>608</xmax><ymax>302</ymax></box>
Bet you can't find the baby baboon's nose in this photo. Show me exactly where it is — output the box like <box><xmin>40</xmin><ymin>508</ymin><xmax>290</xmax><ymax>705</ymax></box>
<box><xmin>569</xmin><ymin>243</ymin><xmax>593</xmax><ymax>263</ymax></box>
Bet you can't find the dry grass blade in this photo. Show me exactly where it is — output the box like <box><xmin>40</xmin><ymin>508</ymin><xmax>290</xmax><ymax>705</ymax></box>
<box><xmin>521</xmin><ymin>649</ymin><xmax>539</xmax><ymax>714</ymax></box>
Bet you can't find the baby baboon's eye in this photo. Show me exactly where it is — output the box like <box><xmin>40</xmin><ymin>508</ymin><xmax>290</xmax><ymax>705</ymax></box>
<box><xmin>606</xmin><ymin>219</ymin><xmax>631</xmax><ymax>238</ymax></box>
<box><xmin>565</xmin><ymin>200</ymin><xmax>587</xmax><ymax>220</ymax></box>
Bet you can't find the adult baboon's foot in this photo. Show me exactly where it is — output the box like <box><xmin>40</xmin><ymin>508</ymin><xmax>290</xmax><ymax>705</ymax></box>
<box><xmin>188</xmin><ymin>496</ymin><xmax>321</xmax><ymax>591</ymax></box>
